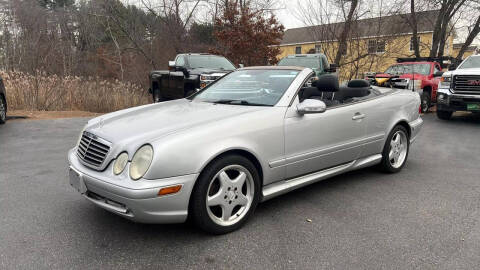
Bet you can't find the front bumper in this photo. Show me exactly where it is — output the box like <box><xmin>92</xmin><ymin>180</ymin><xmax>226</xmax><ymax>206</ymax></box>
<box><xmin>437</xmin><ymin>89</ymin><xmax>480</xmax><ymax>112</ymax></box>
<box><xmin>68</xmin><ymin>149</ymin><xmax>198</xmax><ymax>224</ymax></box>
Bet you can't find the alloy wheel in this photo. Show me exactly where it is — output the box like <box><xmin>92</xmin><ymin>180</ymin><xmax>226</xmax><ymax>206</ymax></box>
<box><xmin>389</xmin><ymin>130</ymin><xmax>408</xmax><ymax>169</ymax></box>
<box><xmin>205</xmin><ymin>165</ymin><xmax>254</xmax><ymax>227</ymax></box>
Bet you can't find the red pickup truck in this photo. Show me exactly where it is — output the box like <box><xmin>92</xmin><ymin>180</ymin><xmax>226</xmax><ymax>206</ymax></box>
<box><xmin>365</xmin><ymin>60</ymin><xmax>444</xmax><ymax>113</ymax></box>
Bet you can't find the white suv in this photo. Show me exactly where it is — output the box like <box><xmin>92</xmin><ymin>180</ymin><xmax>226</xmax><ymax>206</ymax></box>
<box><xmin>437</xmin><ymin>55</ymin><xmax>480</xmax><ymax>120</ymax></box>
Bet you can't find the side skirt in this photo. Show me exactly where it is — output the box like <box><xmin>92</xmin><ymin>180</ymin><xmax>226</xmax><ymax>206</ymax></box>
<box><xmin>261</xmin><ymin>154</ymin><xmax>382</xmax><ymax>202</ymax></box>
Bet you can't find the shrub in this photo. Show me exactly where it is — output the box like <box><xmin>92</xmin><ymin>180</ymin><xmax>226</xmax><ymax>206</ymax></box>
<box><xmin>1</xmin><ymin>71</ymin><xmax>150</xmax><ymax>113</ymax></box>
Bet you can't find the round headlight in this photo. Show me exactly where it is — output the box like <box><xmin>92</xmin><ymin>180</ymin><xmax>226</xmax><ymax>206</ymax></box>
<box><xmin>113</xmin><ymin>152</ymin><xmax>129</xmax><ymax>175</ymax></box>
<box><xmin>130</xmin><ymin>145</ymin><xmax>153</xmax><ymax>180</ymax></box>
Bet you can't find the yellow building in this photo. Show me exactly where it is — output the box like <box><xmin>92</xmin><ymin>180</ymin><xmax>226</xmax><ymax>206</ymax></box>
<box><xmin>276</xmin><ymin>10</ymin><xmax>454</xmax><ymax>80</ymax></box>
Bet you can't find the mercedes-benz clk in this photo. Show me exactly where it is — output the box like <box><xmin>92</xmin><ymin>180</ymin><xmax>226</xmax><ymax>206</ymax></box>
<box><xmin>68</xmin><ymin>66</ymin><xmax>423</xmax><ymax>234</ymax></box>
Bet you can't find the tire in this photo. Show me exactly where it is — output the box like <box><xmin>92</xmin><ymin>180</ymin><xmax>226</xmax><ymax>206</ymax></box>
<box><xmin>420</xmin><ymin>92</ymin><xmax>431</xmax><ymax>113</ymax></box>
<box><xmin>152</xmin><ymin>88</ymin><xmax>164</xmax><ymax>103</ymax></box>
<box><xmin>190</xmin><ymin>154</ymin><xmax>261</xmax><ymax>234</ymax></box>
<box><xmin>436</xmin><ymin>110</ymin><xmax>452</xmax><ymax>120</ymax></box>
<box><xmin>0</xmin><ymin>96</ymin><xmax>6</xmax><ymax>124</ymax></box>
<box><xmin>379</xmin><ymin>125</ymin><xmax>410</xmax><ymax>173</ymax></box>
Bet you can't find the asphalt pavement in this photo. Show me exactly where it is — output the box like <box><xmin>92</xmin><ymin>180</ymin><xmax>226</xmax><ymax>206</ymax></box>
<box><xmin>1</xmin><ymin>113</ymin><xmax>480</xmax><ymax>270</ymax></box>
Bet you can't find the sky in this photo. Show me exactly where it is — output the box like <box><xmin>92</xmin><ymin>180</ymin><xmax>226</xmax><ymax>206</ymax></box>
<box><xmin>127</xmin><ymin>0</ymin><xmax>477</xmax><ymax>44</ymax></box>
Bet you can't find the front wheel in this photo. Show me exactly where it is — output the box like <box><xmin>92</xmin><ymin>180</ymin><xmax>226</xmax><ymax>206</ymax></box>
<box><xmin>421</xmin><ymin>92</ymin><xmax>431</xmax><ymax>113</ymax></box>
<box><xmin>436</xmin><ymin>110</ymin><xmax>452</xmax><ymax>120</ymax></box>
<box><xmin>190</xmin><ymin>155</ymin><xmax>260</xmax><ymax>234</ymax></box>
<box><xmin>379</xmin><ymin>125</ymin><xmax>409</xmax><ymax>173</ymax></box>
<box><xmin>152</xmin><ymin>88</ymin><xmax>164</xmax><ymax>103</ymax></box>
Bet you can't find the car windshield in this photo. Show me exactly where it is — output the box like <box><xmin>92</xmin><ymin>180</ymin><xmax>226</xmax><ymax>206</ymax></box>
<box><xmin>384</xmin><ymin>63</ymin><xmax>431</xmax><ymax>75</ymax></box>
<box><xmin>278</xmin><ymin>57</ymin><xmax>321</xmax><ymax>69</ymax></box>
<box><xmin>191</xmin><ymin>69</ymin><xmax>300</xmax><ymax>106</ymax></box>
<box><xmin>458</xmin><ymin>56</ymin><xmax>480</xmax><ymax>69</ymax></box>
<box><xmin>188</xmin><ymin>56</ymin><xmax>236</xmax><ymax>70</ymax></box>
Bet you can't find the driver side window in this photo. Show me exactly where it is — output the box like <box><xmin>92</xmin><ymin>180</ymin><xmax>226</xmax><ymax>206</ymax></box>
<box><xmin>176</xmin><ymin>56</ymin><xmax>185</xmax><ymax>67</ymax></box>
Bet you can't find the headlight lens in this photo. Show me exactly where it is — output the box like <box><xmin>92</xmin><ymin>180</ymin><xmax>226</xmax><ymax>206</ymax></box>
<box><xmin>408</xmin><ymin>79</ymin><xmax>422</xmax><ymax>91</ymax></box>
<box><xmin>113</xmin><ymin>152</ymin><xmax>129</xmax><ymax>175</ymax></box>
<box><xmin>129</xmin><ymin>145</ymin><xmax>153</xmax><ymax>180</ymax></box>
<box><xmin>439</xmin><ymin>75</ymin><xmax>451</xmax><ymax>88</ymax></box>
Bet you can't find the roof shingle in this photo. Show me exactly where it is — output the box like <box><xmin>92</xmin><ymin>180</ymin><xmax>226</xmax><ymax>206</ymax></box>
<box><xmin>280</xmin><ymin>10</ymin><xmax>440</xmax><ymax>45</ymax></box>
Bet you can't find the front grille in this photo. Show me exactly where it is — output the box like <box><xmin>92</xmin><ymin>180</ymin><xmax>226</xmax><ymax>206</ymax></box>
<box><xmin>77</xmin><ymin>132</ymin><xmax>110</xmax><ymax>168</ymax></box>
<box><xmin>453</xmin><ymin>75</ymin><xmax>480</xmax><ymax>94</ymax></box>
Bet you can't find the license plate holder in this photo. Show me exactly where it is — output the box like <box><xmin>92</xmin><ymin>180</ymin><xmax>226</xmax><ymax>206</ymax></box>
<box><xmin>69</xmin><ymin>168</ymin><xmax>87</xmax><ymax>194</ymax></box>
<box><xmin>467</xmin><ymin>104</ymin><xmax>480</xmax><ymax>111</ymax></box>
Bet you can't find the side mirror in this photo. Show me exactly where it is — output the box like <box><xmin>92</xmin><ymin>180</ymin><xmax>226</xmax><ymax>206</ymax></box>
<box><xmin>448</xmin><ymin>64</ymin><xmax>456</xmax><ymax>71</ymax></box>
<box><xmin>239</xmin><ymin>63</ymin><xmax>244</xmax><ymax>68</ymax></box>
<box><xmin>325</xmin><ymin>63</ymin><xmax>337</xmax><ymax>72</ymax></box>
<box><xmin>434</xmin><ymin>71</ymin><xmax>444</xmax><ymax>77</ymax></box>
<box><xmin>168</xmin><ymin>61</ymin><xmax>175</xmax><ymax>71</ymax></box>
<box><xmin>297</xmin><ymin>99</ymin><xmax>327</xmax><ymax>115</ymax></box>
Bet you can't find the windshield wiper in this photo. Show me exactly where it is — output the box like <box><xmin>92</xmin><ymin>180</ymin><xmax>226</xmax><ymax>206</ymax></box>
<box><xmin>211</xmin><ymin>99</ymin><xmax>270</xmax><ymax>106</ymax></box>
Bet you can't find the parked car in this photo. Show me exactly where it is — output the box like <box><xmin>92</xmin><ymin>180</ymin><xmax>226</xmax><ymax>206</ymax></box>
<box><xmin>68</xmin><ymin>67</ymin><xmax>423</xmax><ymax>234</ymax></box>
<box><xmin>277</xmin><ymin>54</ymin><xmax>337</xmax><ymax>78</ymax></box>
<box><xmin>436</xmin><ymin>55</ymin><xmax>480</xmax><ymax>120</ymax></box>
<box><xmin>0</xmin><ymin>77</ymin><xmax>7</xmax><ymax>124</ymax></box>
<box><xmin>365</xmin><ymin>59</ymin><xmax>444</xmax><ymax>113</ymax></box>
<box><xmin>148</xmin><ymin>53</ymin><xmax>236</xmax><ymax>102</ymax></box>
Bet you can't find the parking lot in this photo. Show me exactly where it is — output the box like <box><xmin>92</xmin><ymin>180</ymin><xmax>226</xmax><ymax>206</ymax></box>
<box><xmin>0</xmin><ymin>113</ymin><xmax>479</xmax><ymax>269</ymax></box>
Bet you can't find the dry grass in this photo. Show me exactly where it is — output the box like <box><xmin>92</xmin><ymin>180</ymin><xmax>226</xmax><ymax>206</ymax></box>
<box><xmin>1</xmin><ymin>71</ymin><xmax>150</xmax><ymax>113</ymax></box>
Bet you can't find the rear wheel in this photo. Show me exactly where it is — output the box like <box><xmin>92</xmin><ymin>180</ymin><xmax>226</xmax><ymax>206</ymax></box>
<box><xmin>436</xmin><ymin>110</ymin><xmax>452</xmax><ymax>120</ymax></box>
<box><xmin>379</xmin><ymin>125</ymin><xmax>409</xmax><ymax>173</ymax></box>
<box><xmin>0</xmin><ymin>96</ymin><xmax>6</xmax><ymax>124</ymax></box>
<box><xmin>421</xmin><ymin>92</ymin><xmax>431</xmax><ymax>113</ymax></box>
<box><xmin>190</xmin><ymin>155</ymin><xmax>260</xmax><ymax>234</ymax></box>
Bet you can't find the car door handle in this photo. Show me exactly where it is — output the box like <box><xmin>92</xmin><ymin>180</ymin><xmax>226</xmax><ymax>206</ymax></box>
<box><xmin>352</xmin><ymin>113</ymin><xmax>366</xmax><ymax>120</ymax></box>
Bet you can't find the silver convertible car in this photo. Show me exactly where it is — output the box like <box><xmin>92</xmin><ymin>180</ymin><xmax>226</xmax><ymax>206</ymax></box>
<box><xmin>68</xmin><ymin>66</ymin><xmax>423</xmax><ymax>234</ymax></box>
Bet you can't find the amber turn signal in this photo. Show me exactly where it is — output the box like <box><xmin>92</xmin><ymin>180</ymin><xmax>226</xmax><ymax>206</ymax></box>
<box><xmin>158</xmin><ymin>185</ymin><xmax>182</xmax><ymax>196</ymax></box>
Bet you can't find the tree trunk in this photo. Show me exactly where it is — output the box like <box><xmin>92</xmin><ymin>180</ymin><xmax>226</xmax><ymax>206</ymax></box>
<box><xmin>430</xmin><ymin>2</ymin><xmax>447</xmax><ymax>57</ymax></box>
<box><xmin>456</xmin><ymin>15</ymin><xmax>480</xmax><ymax>60</ymax></box>
<box><xmin>334</xmin><ymin>0</ymin><xmax>358</xmax><ymax>66</ymax></box>
<box><xmin>410</xmin><ymin>0</ymin><xmax>420</xmax><ymax>58</ymax></box>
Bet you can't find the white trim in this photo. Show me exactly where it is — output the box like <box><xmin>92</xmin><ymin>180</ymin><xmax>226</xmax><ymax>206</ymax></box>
<box><xmin>276</xmin><ymin>31</ymin><xmax>434</xmax><ymax>47</ymax></box>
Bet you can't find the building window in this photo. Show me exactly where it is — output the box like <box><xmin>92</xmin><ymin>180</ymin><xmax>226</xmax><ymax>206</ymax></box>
<box><xmin>377</xmin><ymin>40</ymin><xmax>386</xmax><ymax>53</ymax></box>
<box><xmin>315</xmin><ymin>44</ymin><xmax>322</xmax><ymax>54</ymax></box>
<box><xmin>295</xmin><ymin>46</ymin><xmax>302</xmax><ymax>54</ymax></box>
<box><xmin>410</xmin><ymin>36</ymin><xmax>420</xmax><ymax>51</ymax></box>
<box><xmin>368</xmin><ymin>40</ymin><xmax>385</xmax><ymax>54</ymax></box>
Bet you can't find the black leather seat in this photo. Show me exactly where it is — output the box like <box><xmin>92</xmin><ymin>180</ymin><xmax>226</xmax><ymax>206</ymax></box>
<box><xmin>335</xmin><ymin>79</ymin><xmax>371</xmax><ymax>102</ymax></box>
<box><xmin>302</xmin><ymin>74</ymin><xmax>340</xmax><ymax>106</ymax></box>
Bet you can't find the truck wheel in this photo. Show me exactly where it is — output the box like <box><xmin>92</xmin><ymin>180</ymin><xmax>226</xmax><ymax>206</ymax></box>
<box><xmin>437</xmin><ymin>110</ymin><xmax>452</xmax><ymax>120</ymax></box>
<box><xmin>0</xmin><ymin>96</ymin><xmax>6</xmax><ymax>124</ymax></box>
<box><xmin>379</xmin><ymin>125</ymin><xmax>409</xmax><ymax>173</ymax></box>
<box><xmin>420</xmin><ymin>92</ymin><xmax>430</xmax><ymax>113</ymax></box>
<box><xmin>190</xmin><ymin>154</ymin><xmax>261</xmax><ymax>234</ymax></box>
<box><xmin>153</xmin><ymin>88</ymin><xmax>163</xmax><ymax>103</ymax></box>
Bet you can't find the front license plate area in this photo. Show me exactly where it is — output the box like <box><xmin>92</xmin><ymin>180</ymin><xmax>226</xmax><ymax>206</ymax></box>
<box><xmin>69</xmin><ymin>168</ymin><xmax>87</xmax><ymax>194</ymax></box>
<box><xmin>467</xmin><ymin>104</ymin><xmax>480</xmax><ymax>111</ymax></box>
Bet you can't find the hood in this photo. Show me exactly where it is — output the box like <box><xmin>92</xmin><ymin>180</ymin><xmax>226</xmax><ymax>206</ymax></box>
<box><xmin>86</xmin><ymin>99</ymin><xmax>267</xmax><ymax>145</ymax></box>
<box><xmin>397</xmin><ymin>73</ymin><xmax>428</xmax><ymax>80</ymax></box>
<box><xmin>444</xmin><ymin>67</ymin><xmax>480</xmax><ymax>76</ymax></box>
<box><xmin>189</xmin><ymin>68</ymin><xmax>234</xmax><ymax>75</ymax></box>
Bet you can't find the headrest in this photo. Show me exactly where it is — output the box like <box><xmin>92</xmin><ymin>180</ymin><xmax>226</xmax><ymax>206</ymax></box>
<box><xmin>347</xmin><ymin>79</ymin><xmax>370</xmax><ymax>88</ymax></box>
<box><xmin>339</xmin><ymin>85</ymin><xmax>370</xmax><ymax>98</ymax></box>
<box><xmin>313</xmin><ymin>74</ymin><xmax>339</xmax><ymax>92</ymax></box>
